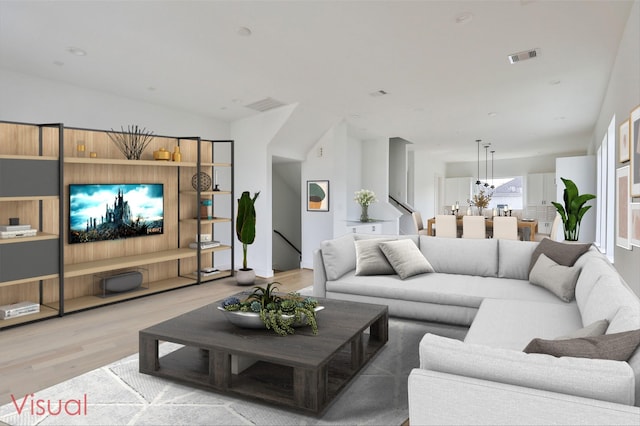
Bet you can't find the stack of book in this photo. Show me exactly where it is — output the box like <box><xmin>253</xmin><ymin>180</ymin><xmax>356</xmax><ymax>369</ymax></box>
<box><xmin>188</xmin><ymin>240</ymin><xmax>221</xmax><ymax>249</ymax></box>
<box><xmin>197</xmin><ymin>267</ymin><xmax>220</xmax><ymax>277</ymax></box>
<box><xmin>0</xmin><ymin>301</ymin><xmax>40</xmax><ymax>320</ymax></box>
<box><xmin>0</xmin><ymin>224</ymin><xmax>37</xmax><ymax>239</ymax></box>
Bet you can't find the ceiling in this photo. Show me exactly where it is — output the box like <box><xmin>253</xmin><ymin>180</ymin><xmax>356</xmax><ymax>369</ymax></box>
<box><xmin>0</xmin><ymin>0</ymin><xmax>634</xmax><ymax>162</ymax></box>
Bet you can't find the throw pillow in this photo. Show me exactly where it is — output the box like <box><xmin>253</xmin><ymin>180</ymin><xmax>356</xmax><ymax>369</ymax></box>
<box><xmin>354</xmin><ymin>238</ymin><xmax>395</xmax><ymax>276</ymax></box>
<box><xmin>523</xmin><ymin>329</ymin><xmax>640</xmax><ymax>361</ymax></box>
<box><xmin>378</xmin><ymin>239</ymin><xmax>434</xmax><ymax>279</ymax></box>
<box><xmin>555</xmin><ymin>319</ymin><xmax>609</xmax><ymax>340</ymax></box>
<box><xmin>529</xmin><ymin>238</ymin><xmax>591</xmax><ymax>275</ymax></box>
<box><xmin>529</xmin><ymin>253</ymin><xmax>581</xmax><ymax>302</ymax></box>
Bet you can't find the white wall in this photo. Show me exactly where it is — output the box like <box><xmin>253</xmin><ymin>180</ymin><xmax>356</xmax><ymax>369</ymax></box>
<box><xmin>589</xmin><ymin>0</ymin><xmax>640</xmax><ymax>294</ymax></box>
<box><xmin>411</xmin><ymin>149</ymin><xmax>447</xmax><ymax>219</ymax></box>
<box><xmin>230</xmin><ymin>103</ymin><xmax>297</xmax><ymax>278</ymax></box>
<box><xmin>0</xmin><ymin>70</ymin><xmax>229</xmax><ymax>139</ymax></box>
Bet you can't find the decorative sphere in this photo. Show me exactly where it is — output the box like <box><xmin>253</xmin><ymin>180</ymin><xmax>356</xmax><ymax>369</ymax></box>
<box><xmin>191</xmin><ymin>172</ymin><xmax>212</xmax><ymax>191</ymax></box>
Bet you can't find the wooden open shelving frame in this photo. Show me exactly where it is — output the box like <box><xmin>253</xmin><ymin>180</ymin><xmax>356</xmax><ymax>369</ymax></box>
<box><xmin>0</xmin><ymin>120</ymin><xmax>234</xmax><ymax>329</ymax></box>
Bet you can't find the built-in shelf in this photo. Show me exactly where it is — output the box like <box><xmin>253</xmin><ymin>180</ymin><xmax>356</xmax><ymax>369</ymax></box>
<box><xmin>0</xmin><ymin>305</ymin><xmax>59</xmax><ymax>327</ymax></box>
<box><xmin>180</xmin><ymin>190</ymin><xmax>232</xmax><ymax>196</ymax></box>
<box><xmin>0</xmin><ymin>274</ymin><xmax>59</xmax><ymax>289</ymax></box>
<box><xmin>0</xmin><ymin>154</ymin><xmax>58</xmax><ymax>161</ymax></box>
<box><xmin>0</xmin><ymin>232</ymin><xmax>58</xmax><ymax>245</ymax></box>
<box><xmin>181</xmin><ymin>218</ymin><xmax>232</xmax><ymax>224</ymax></box>
<box><xmin>62</xmin><ymin>276</ymin><xmax>197</xmax><ymax>313</ymax></box>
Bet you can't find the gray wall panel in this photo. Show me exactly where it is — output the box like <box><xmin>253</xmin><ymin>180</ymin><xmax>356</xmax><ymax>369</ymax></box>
<box><xmin>0</xmin><ymin>239</ymin><xmax>59</xmax><ymax>282</ymax></box>
<box><xmin>0</xmin><ymin>159</ymin><xmax>59</xmax><ymax>197</ymax></box>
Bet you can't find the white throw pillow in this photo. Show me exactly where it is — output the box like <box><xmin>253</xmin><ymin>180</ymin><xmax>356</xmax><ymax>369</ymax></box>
<box><xmin>379</xmin><ymin>239</ymin><xmax>434</xmax><ymax>279</ymax></box>
<box><xmin>529</xmin><ymin>253</ymin><xmax>581</xmax><ymax>302</ymax></box>
<box><xmin>354</xmin><ymin>238</ymin><xmax>395</xmax><ymax>276</ymax></box>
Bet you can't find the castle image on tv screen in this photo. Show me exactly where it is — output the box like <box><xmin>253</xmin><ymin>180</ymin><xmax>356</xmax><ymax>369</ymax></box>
<box><xmin>69</xmin><ymin>184</ymin><xmax>164</xmax><ymax>244</ymax></box>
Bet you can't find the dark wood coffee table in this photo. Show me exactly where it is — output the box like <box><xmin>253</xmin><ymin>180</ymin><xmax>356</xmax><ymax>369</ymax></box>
<box><xmin>139</xmin><ymin>295</ymin><xmax>388</xmax><ymax>415</ymax></box>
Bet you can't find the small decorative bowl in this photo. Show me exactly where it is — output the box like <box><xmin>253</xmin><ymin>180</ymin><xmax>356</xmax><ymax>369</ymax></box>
<box><xmin>153</xmin><ymin>148</ymin><xmax>171</xmax><ymax>161</ymax></box>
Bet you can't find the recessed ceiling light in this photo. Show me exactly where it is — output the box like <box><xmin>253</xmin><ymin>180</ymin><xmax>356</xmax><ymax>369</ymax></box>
<box><xmin>66</xmin><ymin>47</ymin><xmax>87</xmax><ymax>56</ymax></box>
<box><xmin>550</xmin><ymin>79</ymin><xmax>561</xmax><ymax>85</ymax></box>
<box><xmin>455</xmin><ymin>12</ymin><xmax>474</xmax><ymax>24</ymax></box>
<box><xmin>369</xmin><ymin>90</ymin><xmax>388</xmax><ymax>97</ymax></box>
<box><xmin>147</xmin><ymin>86</ymin><xmax>156</xmax><ymax>91</ymax></box>
<box><xmin>237</xmin><ymin>27</ymin><xmax>252</xmax><ymax>37</ymax></box>
<box><xmin>53</xmin><ymin>60</ymin><xmax>64</xmax><ymax>66</ymax></box>
<box><xmin>488</xmin><ymin>112</ymin><xmax>498</xmax><ymax>117</ymax></box>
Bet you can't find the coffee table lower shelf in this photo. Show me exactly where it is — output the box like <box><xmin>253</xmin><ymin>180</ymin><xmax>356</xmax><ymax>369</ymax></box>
<box><xmin>143</xmin><ymin>333</ymin><xmax>384</xmax><ymax>414</ymax></box>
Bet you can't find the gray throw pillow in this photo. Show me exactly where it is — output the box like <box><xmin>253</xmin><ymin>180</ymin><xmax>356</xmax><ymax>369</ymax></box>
<box><xmin>354</xmin><ymin>238</ymin><xmax>395</xmax><ymax>276</ymax></box>
<box><xmin>523</xmin><ymin>329</ymin><xmax>640</xmax><ymax>361</ymax></box>
<box><xmin>529</xmin><ymin>237</ymin><xmax>591</xmax><ymax>275</ymax></box>
<box><xmin>555</xmin><ymin>319</ymin><xmax>609</xmax><ymax>340</ymax></box>
<box><xmin>379</xmin><ymin>239</ymin><xmax>434</xmax><ymax>279</ymax></box>
<box><xmin>529</xmin><ymin>254</ymin><xmax>581</xmax><ymax>302</ymax></box>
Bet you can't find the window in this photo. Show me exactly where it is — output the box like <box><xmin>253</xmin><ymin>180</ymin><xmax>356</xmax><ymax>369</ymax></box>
<box><xmin>596</xmin><ymin>116</ymin><xmax>616</xmax><ymax>261</ymax></box>
<box><xmin>488</xmin><ymin>176</ymin><xmax>524</xmax><ymax>210</ymax></box>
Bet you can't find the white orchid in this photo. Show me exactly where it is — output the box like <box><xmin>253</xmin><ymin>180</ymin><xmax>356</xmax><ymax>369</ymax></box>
<box><xmin>354</xmin><ymin>189</ymin><xmax>377</xmax><ymax>206</ymax></box>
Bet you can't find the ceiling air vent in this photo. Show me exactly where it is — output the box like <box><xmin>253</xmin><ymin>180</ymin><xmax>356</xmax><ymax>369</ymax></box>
<box><xmin>244</xmin><ymin>97</ymin><xmax>287</xmax><ymax>112</ymax></box>
<box><xmin>508</xmin><ymin>48</ymin><xmax>540</xmax><ymax>64</ymax></box>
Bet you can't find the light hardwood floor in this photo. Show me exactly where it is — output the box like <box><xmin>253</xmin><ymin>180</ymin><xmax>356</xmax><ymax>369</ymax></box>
<box><xmin>0</xmin><ymin>269</ymin><xmax>312</xmax><ymax>406</ymax></box>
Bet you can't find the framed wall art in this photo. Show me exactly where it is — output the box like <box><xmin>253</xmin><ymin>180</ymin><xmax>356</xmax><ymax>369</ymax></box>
<box><xmin>631</xmin><ymin>105</ymin><xmax>640</xmax><ymax>196</ymax></box>
<box><xmin>616</xmin><ymin>166</ymin><xmax>631</xmax><ymax>249</ymax></box>
<box><xmin>307</xmin><ymin>180</ymin><xmax>329</xmax><ymax>211</ymax></box>
<box><xmin>619</xmin><ymin>119</ymin><xmax>630</xmax><ymax>163</ymax></box>
<box><xmin>631</xmin><ymin>202</ymin><xmax>640</xmax><ymax>248</ymax></box>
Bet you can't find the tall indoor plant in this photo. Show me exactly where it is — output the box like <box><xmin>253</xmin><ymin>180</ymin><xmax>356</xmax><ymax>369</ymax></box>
<box><xmin>236</xmin><ymin>191</ymin><xmax>260</xmax><ymax>285</ymax></box>
<box><xmin>551</xmin><ymin>177</ymin><xmax>596</xmax><ymax>241</ymax></box>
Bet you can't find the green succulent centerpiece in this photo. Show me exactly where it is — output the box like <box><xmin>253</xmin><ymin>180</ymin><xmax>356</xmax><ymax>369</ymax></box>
<box><xmin>220</xmin><ymin>283</ymin><xmax>320</xmax><ymax>336</ymax></box>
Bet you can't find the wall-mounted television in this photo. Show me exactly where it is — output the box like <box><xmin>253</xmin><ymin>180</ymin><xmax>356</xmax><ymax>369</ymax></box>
<box><xmin>69</xmin><ymin>183</ymin><xmax>164</xmax><ymax>244</ymax></box>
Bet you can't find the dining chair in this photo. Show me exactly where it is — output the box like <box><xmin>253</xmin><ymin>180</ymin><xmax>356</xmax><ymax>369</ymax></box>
<box><xmin>462</xmin><ymin>215</ymin><xmax>486</xmax><ymax>239</ymax></box>
<box><xmin>492</xmin><ymin>216</ymin><xmax>518</xmax><ymax>240</ymax></box>
<box><xmin>412</xmin><ymin>211</ymin><xmax>430</xmax><ymax>236</ymax></box>
<box><xmin>435</xmin><ymin>214</ymin><xmax>457</xmax><ymax>238</ymax></box>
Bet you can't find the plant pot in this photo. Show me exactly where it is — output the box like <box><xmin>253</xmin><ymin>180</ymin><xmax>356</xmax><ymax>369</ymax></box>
<box><xmin>236</xmin><ymin>268</ymin><xmax>256</xmax><ymax>286</ymax></box>
<box><xmin>217</xmin><ymin>306</ymin><xmax>325</xmax><ymax>329</ymax></box>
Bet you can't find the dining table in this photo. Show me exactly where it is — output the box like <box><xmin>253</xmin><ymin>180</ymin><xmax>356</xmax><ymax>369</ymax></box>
<box><xmin>426</xmin><ymin>216</ymin><xmax>538</xmax><ymax>241</ymax></box>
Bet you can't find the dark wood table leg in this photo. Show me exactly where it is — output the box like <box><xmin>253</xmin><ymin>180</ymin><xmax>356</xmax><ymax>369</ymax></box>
<box><xmin>351</xmin><ymin>333</ymin><xmax>364</xmax><ymax>368</ymax></box>
<box><xmin>139</xmin><ymin>333</ymin><xmax>159</xmax><ymax>373</ymax></box>
<box><xmin>293</xmin><ymin>365</ymin><xmax>327</xmax><ymax>413</ymax></box>
<box><xmin>370</xmin><ymin>312</ymin><xmax>389</xmax><ymax>343</ymax></box>
<box><xmin>209</xmin><ymin>349</ymin><xmax>231</xmax><ymax>390</ymax></box>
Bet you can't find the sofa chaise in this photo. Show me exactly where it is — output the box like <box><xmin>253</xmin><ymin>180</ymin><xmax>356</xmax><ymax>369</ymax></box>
<box><xmin>312</xmin><ymin>234</ymin><xmax>640</xmax><ymax>425</ymax></box>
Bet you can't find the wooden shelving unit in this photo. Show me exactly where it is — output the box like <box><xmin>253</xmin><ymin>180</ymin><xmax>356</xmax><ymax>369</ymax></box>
<box><xmin>0</xmin><ymin>120</ymin><xmax>234</xmax><ymax>329</ymax></box>
<box><xmin>0</xmin><ymin>121</ymin><xmax>64</xmax><ymax>329</ymax></box>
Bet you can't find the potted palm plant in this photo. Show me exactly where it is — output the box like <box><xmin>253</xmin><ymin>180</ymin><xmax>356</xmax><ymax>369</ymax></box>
<box><xmin>236</xmin><ymin>191</ymin><xmax>260</xmax><ymax>285</ymax></box>
<box><xmin>551</xmin><ymin>177</ymin><xmax>596</xmax><ymax>241</ymax></box>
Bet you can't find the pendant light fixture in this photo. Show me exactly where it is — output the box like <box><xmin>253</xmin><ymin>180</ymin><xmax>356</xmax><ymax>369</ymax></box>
<box><xmin>490</xmin><ymin>150</ymin><xmax>495</xmax><ymax>190</ymax></box>
<box><xmin>483</xmin><ymin>143</ymin><xmax>490</xmax><ymax>188</ymax></box>
<box><xmin>475</xmin><ymin>139</ymin><xmax>482</xmax><ymax>186</ymax></box>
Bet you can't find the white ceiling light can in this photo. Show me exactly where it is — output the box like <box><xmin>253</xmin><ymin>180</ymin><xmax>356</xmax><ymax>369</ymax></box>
<box><xmin>455</xmin><ymin>12</ymin><xmax>474</xmax><ymax>24</ymax></box>
<box><xmin>66</xmin><ymin>47</ymin><xmax>87</xmax><ymax>56</ymax></box>
<box><xmin>508</xmin><ymin>48</ymin><xmax>540</xmax><ymax>64</ymax></box>
<box><xmin>237</xmin><ymin>27</ymin><xmax>252</xmax><ymax>37</ymax></box>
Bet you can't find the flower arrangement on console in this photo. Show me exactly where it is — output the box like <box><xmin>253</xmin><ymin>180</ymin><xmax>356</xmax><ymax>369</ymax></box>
<box><xmin>221</xmin><ymin>282</ymin><xmax>319</xmax><ymax>336</ymax></box>
<box><xmin>354</xmin><ymin>189</ymin><xmax>377</xmax><ymax>222</ymax></box>
<box><xmin>472</xmin><ymin>189</ymin><xmax>492</xmax><ymax>215</ymax></box>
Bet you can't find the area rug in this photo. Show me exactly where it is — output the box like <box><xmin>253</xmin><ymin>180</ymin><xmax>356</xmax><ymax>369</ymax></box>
<box><xmin>0</xmin><ymin>319</ymin><xmax>467</xmax><ymax>426</ymax></box>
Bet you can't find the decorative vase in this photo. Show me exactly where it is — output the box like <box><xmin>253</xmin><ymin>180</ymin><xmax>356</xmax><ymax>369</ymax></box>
<box><xmin>360</xmin><ymin>204</ymin><xmax>369</xmax><ymax>222</ymax></box>
<box><xmin>477</xmin><ymin>207</ymin><xmax>483</xmax><ymax>216</ymax></box>
<box><xmin>236</xmin><ymin>268</ymin><xmax>256</xmax><ymax>286</ymax></box>
<box><xmin>172</xmin><ymin>146</ymin><xmax>181</xmax><ymax>162</ymax></box>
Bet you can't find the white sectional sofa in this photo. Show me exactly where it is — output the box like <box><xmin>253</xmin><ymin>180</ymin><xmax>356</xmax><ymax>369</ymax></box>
<box><xmin>312</xmin><ymin>234</ymin><xmax>640</xmax><ymax>425</ymax></box>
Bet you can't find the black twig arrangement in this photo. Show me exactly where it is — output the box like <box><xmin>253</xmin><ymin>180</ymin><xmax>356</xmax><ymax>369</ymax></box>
<box><xmin>107</xmin><ymin>125</ymin><xmax>155</xmax><ymax>160</ymax></box>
